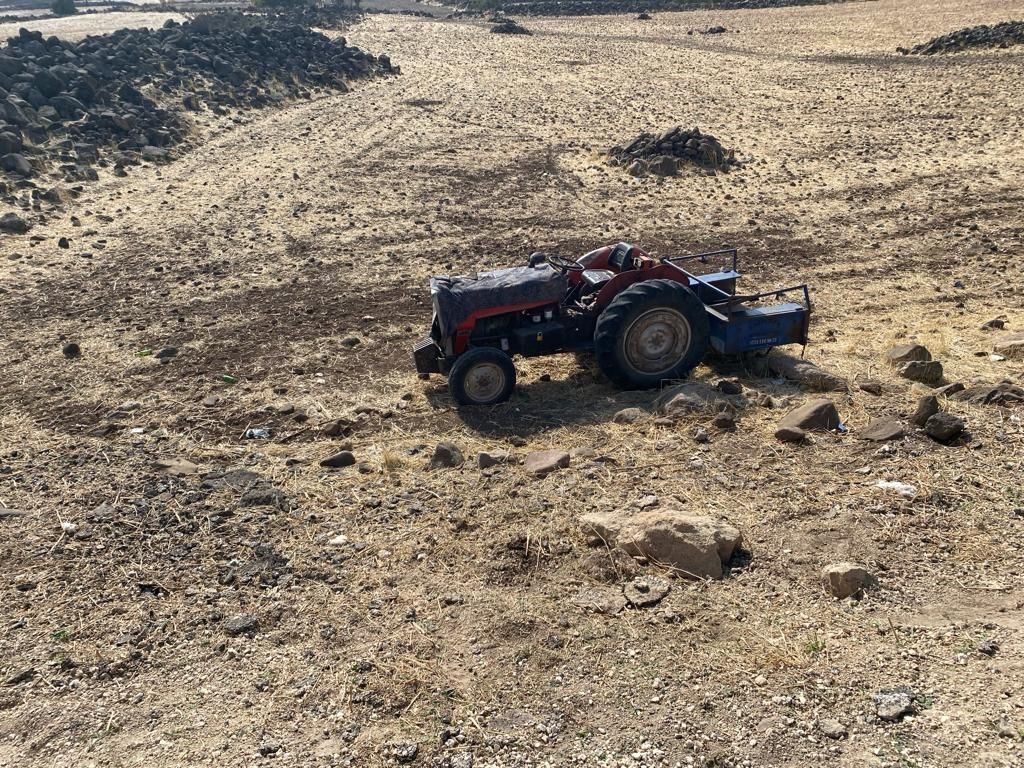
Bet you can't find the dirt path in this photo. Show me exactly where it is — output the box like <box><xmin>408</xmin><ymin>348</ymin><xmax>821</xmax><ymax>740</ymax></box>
<box><xmin>1</xmin><ymin>2</ymin><xmax>1023</xmax><ymax>766</ymax></box>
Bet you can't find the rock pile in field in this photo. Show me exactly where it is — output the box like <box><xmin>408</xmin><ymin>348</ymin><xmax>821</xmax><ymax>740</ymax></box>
<box><xmin>471</xmin><ymin>0</ymin><xmax>840</xmax><ymax>18</ymax></box>
<box><xmin>0</xmin><ymin>14</ymin><xmax>394</xmax><ymax>215</ymax></box>
<box><xmin>261</xmin><ymin>6</ymin><xmax>362</xmax><ymax>30</ymax></box>
<box><xmin>491</xmin><ymin>19</ymin><xmax>531</xmax><ymax>34</ymax></box>
<box><xmin>900</xmin><ymin>20</ymin><xmax>1024</xmax><ymax>55</ymax></box>
<box><xmin>608</xmin><ymin>125</ymin><xmax>736</xmax><ymax>176</ymax></box>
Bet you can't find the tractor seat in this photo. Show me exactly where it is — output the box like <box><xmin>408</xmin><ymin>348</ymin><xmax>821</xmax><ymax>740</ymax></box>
<box><xmin>581</xmin><ymin>269</ymin><xmax>614</xmax><ymax>290</ymax></box>
<box><xmin>430</xmin><ymin>265</ymin><xmax>567</xmax><ymax>337</ymax></box>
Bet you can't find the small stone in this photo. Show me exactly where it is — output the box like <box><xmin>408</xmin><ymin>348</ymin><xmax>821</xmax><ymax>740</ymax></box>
<box><xmin>898</xmin><ymin>360</ymin><xmax>943</xmax><ymax>385</ymax></box>
<box><xmin>912</xmin><ymin>395</ymin><xmax>940</xmax><ymax>426</ymax></box>
<box><xmin>62</xmin><ymin>342</ymin><xmax>81</xmax><ymax>359</ymax></box>
<box><xmin>478</xmin><ymin>450</ymin><xmax>512</xmax><ymax>469</ymax></box>
<box><xmin>822</xmin><ymin>562</ymin><xmax>874</xmax><ymax>598</ymax></box>
<box><xmin>390</xmin><ymin>742</ymin><xmax>418</xmax><ymax>763</ymax></box>
<box><xmin>224</xmin><ymin>614</ymin><xmax>258</xmax><ymax>637</ymax></box>
<box><xmin>873</xmin><ymin>687</ymin><xmax>916</xmax><ymax>721</ymax></box>
<box><xmin>0</xmin><ymin>212</ymin><xmax>30</xmax><ymax>233</ymax></box>
<box><xmin>569</xmin><ymin>446</ymin><xmax>596</xmax><ymax>460</ymax></box>
<box><xmin>58</xmin><ymin>236</ymin><xmax>70</xmax><ymax>249</ymax></box>
<box><xmin>886</xmin><ymin>343</ymin><xmax>931</xmax><ymax>366</ymax></box>
<box><xmin>693</xmin><ymin>427</ymin><xmax>710</xmax><ymax>443</ymax></box>
<box><xmin>977</xmin><ymin>639</ymin><xmax>999</xmax><ymax>656</ymax></box>
<box><xmin>859</xmin><ymin>417</ymin><xmax>904</xmax><ymax>442</ymax></box>
<box><xmin>819</xmin><ymin>719</ymin><xmax>848</xmax><ymax>740</ymax></box>
<box><xmin>524</xmin><ymin>449</ymin><xmax>570</xmax><ymax>477</ymax></box>
<box><xmin>320</xmin><ymin>451</ymin><xmax>356</xmax><ymax>469</ymax></box>
<box><xmin>571</xmin><ymin>586</ymin><xmax>628</xmax><ymax>615</ymax></box>
<box><xmin>981</xmin><ymin>317</ymin><xmax>1006</xmax><ymax>331</ymax></box>
<box><xmin>778</xmin><ymin>399</ymin><xmax>840</xmax><ymax>432</ymax></box>
<box><xmin>711</xmin><ymin>411</ymin><xmax>736</xmax><ymax>430</ymax></box>
<box><xmin>925</xmin><ymin>412</ymin><xmax>964</xmax><ymax>444</ymax></box>
<box><xmin>775</xmin><ymin>426</ymin><xmax>806</xmax><ymax>443</ymax></box>
<box><xmin>152</xmin><ymin>457</ymin><xmax>199</xmax><ymax>476</ymax></box>
<box><xmin>859</xmin><ymin>380</ymin><xmax>883</xmax><ymax>395</ymax></box>
<box><xmin>933</xmin><ymin>382</ymin><xmax>965</xmax><ymax>397</ymax></box>
<box><xmin>993</xmin><ymin>331</ymin><xmax>1024</xmax><ymax>359</ymax></box>
<box><xmin>430</xmin><ymin>442</ymin><xmax>464</xmax><ymax>469</ymax></box>
<box><xmin>154</xmin><ymin>346</ymin><xmax>178</xmax><ymax>362</ymax></box>
<box><xmin>341</xmin><ymin>336</ymin><xmax>361</xmax><ymax>347</ymax></box>
<box><xmin>328</xmin><ymin>534</ymin><xmax>349</xmax><ymax>546</ymax></box>
<box><xmin>716</xmin><ymin>378</ymin><xmax>743</xmax><ymax>395</ymax></box>
<box><xmin>623</xmin><ymin>575</ymin><xmax>671</xmax><ymax>608</ymax></box>
<box><xmin>612</xmin><ymin>407</ymin><xmax>645</xmax><ymax>424</ymax></box>
<box><xmin>259</xmin><ymin>740</ymin><xmax>282</xmax><ymax>756</ymax></box>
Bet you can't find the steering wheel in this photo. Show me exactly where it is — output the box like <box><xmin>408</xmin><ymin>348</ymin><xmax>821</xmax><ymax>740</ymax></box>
<box><xmin>545</xmin><ymin>254</ymin><xmax>585</xmax><ymax>275</ymax></box>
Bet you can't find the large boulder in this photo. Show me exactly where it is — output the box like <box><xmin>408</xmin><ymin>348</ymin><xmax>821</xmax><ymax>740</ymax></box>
<box><xmin>580</xmin><ymin>508</ymin><xmax>741</xmax><ymax>579</ymax></box>
<box><xmin>777</xmin><ymin>398</ymin><xmax>841</xmax><ymax>433</ymax></box>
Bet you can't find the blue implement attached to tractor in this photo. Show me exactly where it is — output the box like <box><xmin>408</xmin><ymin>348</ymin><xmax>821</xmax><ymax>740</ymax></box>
<box><xmin>414</xmin><ymin>242</ymin><xmax>810</xmax><ymax>406</ymax></box>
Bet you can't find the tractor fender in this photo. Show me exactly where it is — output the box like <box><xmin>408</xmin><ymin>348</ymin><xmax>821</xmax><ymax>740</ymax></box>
<box><xmin>592</xmin><ymin>264</ymin><xmax>689</xmax><ymax>312</ymax></box>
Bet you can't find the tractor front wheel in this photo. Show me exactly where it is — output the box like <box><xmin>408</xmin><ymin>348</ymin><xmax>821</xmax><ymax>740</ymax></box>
<box><xmin>448</xmin><ymin>347</ymin><xmax>517</xmax><ymax>406</ymax></box>
<box><xmin>594</xmin><ymin>279</ymin><xmax>709</xmax><ymax>389</ymax></box>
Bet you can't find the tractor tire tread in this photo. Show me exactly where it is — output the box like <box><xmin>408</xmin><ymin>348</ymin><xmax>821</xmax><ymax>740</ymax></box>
<box><xmin>594</xmin><ymin>279</ymin><xmax>709</xmax><ymax>389</ymax></box>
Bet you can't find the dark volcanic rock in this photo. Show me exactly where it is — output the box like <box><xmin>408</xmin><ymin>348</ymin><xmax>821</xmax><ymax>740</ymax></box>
<box><xmin>609</xmin><ymin>125</ymin><xmax>737</xmax><ymax>174</ymax></box>
<box><xmin>491</xmin><ymin>19</ymin><xmax>531</xmax><ymax>34</ymax></box>
<box><xmin>0</xmin><ymin>14</ymin><xmax>397</xmax><ymax>205</ymax></box>
<box><xmin>903</xmin><ymin>20</ymin><xmax>1024</xmax><ymax>55</ymax></box>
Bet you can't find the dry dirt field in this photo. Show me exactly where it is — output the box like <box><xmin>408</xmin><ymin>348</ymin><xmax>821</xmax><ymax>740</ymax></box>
<box><xmin>0</xmin><ymin>10</ymin><xmax>185</xmax><ymax>41</ymax></box>
<box><xmin>2</xmin><ymin>0</ymin><xmax>1024</xmax><ymax>766</ymax></box>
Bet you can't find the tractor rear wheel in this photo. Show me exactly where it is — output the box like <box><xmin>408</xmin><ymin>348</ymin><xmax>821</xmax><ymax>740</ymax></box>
<box><xmin>448</xmin><ymin>347</ymin><xmax>517</xmax><ymax>406</ymax></box>
<box><xmin>594</xmin><ymin>279</ymin><xmax>709</xmax><ymax>389</ymax></box>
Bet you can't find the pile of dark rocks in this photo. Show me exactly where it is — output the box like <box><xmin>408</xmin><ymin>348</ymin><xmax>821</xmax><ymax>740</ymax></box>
<box><xmin>467</xmin><ymin>0</ymin><xmax>844</xmax><ymax>18</ymax></box>
<box><xmin>491</xmin><ymin>18</ymin><xmax>531</xmax><ymax>34</ymax></box>
<box><xmin>260</xmin><ymin>5</ymin><xmax>361</xmax><ymax>30</ymax></box>
<box><xmin>608</xmin><ymin>125</ymin><xmax>737</xmax><ymax>177</ymax></box>
<box><xmin>0</xmin><ymin>14</ymin><xmax>394</xmax><ymax>218</ymax></box>
<box><xmin>899</xmin><ymin>20</ymin><xmax>1024</xmax><ymax>55</ymax></box>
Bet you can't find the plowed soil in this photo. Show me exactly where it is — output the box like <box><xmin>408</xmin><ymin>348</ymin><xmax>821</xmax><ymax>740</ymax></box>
<box><xmin>1</xmin><ymin>1</ymin><xmax>1023</xmax><ymax>766</ymax></box>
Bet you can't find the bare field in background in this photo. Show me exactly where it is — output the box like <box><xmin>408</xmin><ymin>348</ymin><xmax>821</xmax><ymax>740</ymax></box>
<box><xmin>1</xmin><ymin>1</ymin><xmax>1023</xmax><ymax>766</ymax></box>
<box><xmin>0</xmin><ymin>10</ymin><xmax>185</xmax><ymax>40</ymax></box>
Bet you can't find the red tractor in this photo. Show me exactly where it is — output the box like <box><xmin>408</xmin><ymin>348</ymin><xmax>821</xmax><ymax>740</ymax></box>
<box><xmin>413</xmin><ymin>242</ymin><xmax>810</xmax><ymax>406</ymax></box>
